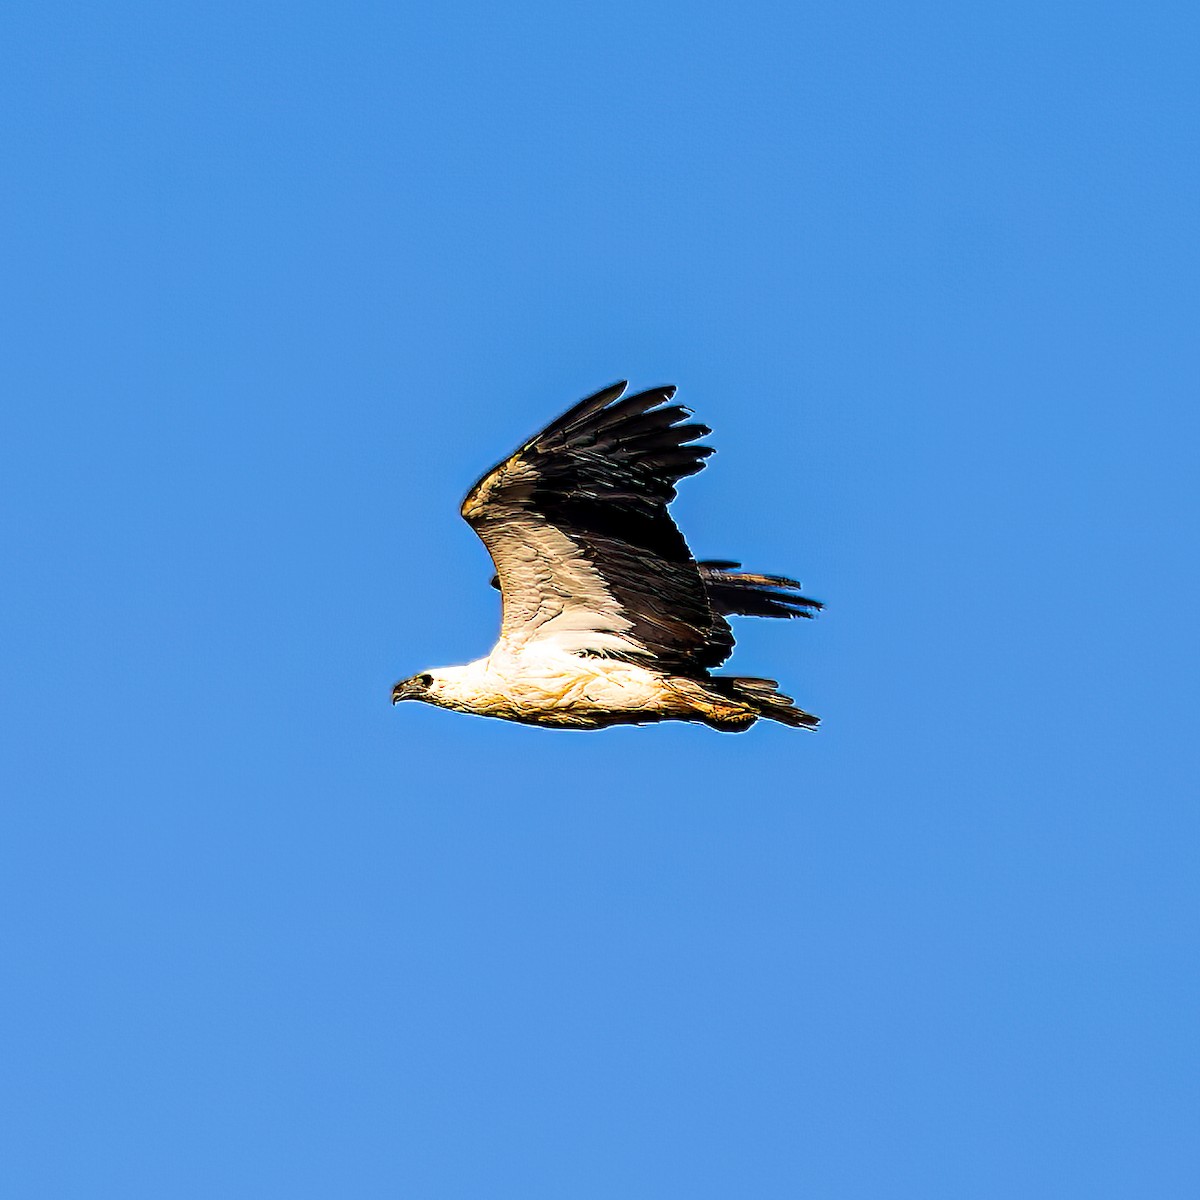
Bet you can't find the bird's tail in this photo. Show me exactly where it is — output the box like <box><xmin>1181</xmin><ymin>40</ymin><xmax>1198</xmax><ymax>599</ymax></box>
<box><xmin>708</xmin><ymin>676</ymin><xmax>820</xmax><ymax>730</ymax></box>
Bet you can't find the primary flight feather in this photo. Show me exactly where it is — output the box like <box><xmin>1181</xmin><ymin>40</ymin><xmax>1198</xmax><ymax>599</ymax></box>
<box><xmin>391</xmin><ymin>381</ymin><xmax>821</xmax><ymax>731</ymax></box>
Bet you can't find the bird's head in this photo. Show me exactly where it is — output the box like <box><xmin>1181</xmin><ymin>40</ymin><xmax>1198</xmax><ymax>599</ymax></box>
<box><xmin>390</xmin><ymin>672</ymin><xmax>435</xmax><ymax>705</ymax></box>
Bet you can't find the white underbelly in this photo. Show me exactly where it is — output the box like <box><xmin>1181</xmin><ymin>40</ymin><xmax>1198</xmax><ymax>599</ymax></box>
<box><xmin>453</xmin><ymin>652</ymin><xmax>673</xmax><ymax>725</ymax></box>
<box><xmin>504</xmin><ymin>654</ymin><xmax>662</xmax><ymax>708</ymax></box>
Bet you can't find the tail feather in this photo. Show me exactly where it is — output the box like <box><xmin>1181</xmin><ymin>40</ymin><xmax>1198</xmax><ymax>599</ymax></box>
<box><xmin>698</xmin><ymin>561</ymin><xmax>822</xmax><ymax>620</ymax></box>
<box><xmin>710</xmin><ymin>676</ymin><xmax>820</xmax><ymax>730</ymax></box>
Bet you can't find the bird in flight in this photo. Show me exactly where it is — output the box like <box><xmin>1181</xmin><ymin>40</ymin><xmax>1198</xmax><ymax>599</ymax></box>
<box><xmin>391</xmin><ymin>382</ymin><xmax>821</xmax><ymax>732</ymax></box>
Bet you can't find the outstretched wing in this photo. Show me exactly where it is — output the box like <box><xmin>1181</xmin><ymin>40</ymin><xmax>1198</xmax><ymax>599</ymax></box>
<box><xmin>461</xmin><ymin>381</ymin><xmax>719</xmax><ymax>667</ymax></box>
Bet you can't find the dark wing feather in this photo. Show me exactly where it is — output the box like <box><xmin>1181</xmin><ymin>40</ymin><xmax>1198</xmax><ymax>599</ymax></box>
<box><xmin>696</xmin><ymin>562</ymin><xmax>824</xmax><ymax>666</ymax></box>
<box><xmin>462</xmin><ymin>381</ymin><xmax>720</xmax><ymax>667</ymax></box>
<box><xmin>699</xmin><ymin>561</ymin><xmax>823</xmax><ymax>619</ymax></box>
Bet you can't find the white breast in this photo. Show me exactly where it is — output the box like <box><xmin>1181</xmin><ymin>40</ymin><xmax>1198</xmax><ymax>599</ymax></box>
<box><xmin>431</xmin><ymin>648</ymin><xmax>669</xmax><ymax>724</ymax></box>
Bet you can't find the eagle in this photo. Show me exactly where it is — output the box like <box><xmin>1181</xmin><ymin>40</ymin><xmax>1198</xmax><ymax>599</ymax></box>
<box><xmin>391</xmin><ymin>381</ymin><xmax>822</xmax><ymax>732</ymax></box>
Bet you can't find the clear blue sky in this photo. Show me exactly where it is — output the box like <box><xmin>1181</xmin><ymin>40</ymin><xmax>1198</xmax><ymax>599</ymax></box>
<box><xmin>3</xmin><ymin>2</ymin><xmax>1197</xmax><ymax>1196</ymax></box>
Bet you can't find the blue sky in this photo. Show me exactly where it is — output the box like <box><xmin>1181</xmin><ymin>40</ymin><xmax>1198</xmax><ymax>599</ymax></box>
<box><xmin>2</xmin><ymin>1</ymin><xmax>1197</xmax><ymax>1196</ymax></box>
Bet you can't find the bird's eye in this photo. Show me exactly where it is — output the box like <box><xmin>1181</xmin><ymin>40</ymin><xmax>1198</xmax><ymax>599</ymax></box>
<box><xmin>416</xmin><ymin>674</ymin><xmax>433</xmax><ymax>687</ymax></box>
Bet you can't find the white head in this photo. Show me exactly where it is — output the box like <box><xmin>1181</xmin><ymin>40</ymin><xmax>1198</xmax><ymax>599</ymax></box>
<box><xmin>390</xmin><ymin>665</ymin><xmax>472</xmax><ymax>709</ymax></box>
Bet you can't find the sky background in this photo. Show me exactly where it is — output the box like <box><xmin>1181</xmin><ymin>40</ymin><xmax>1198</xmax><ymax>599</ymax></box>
<box><xmin>2</xmin><ymin>1</ymin><xmax>1198</xmax><ymax>1196</ymax></box>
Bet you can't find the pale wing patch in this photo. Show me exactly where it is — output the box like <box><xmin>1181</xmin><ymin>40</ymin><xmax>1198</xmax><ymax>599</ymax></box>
<box><xmin>484</xmin><ymin>516</ymin><xmax>642</xmax><ymax>655</ymax></box>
